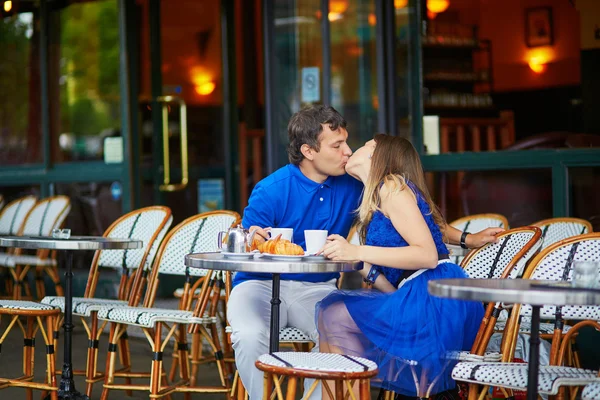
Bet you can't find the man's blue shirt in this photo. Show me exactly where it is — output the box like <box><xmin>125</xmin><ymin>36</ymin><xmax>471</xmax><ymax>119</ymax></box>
<box><xmin>233</xmin><ymin>164</ymin><xmax>363</xmax><ymax>287</ymax></box>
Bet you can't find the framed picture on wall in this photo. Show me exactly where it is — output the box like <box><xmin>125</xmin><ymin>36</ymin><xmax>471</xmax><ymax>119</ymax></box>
<box><xmin>525</xmin><ymin>7</ymin><xmax>554</xmax><ymax>47</ymax></box>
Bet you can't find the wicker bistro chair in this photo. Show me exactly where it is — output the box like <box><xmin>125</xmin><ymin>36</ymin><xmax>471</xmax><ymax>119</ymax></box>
<box><xmin>0</xmin><ymin>195</ymin><xmax>71</xmax><ymax>299</ymax></box>
<box><xmin>452</xmin><ymin>233</ymin><xmax>600</xmax><ymax>400</ymax></box>
<box><xmin>583</xmin><ymin>382</ymin><xmax>600</xmax><ymax>400</ymax></box>
<box><xmin>449</xmin><ymin>213</ymin><xmax>509</xmax><ymax>265</ymax></box>
<box><xmin>255</xmin><ymin>352</ymin><xmax>378</xmax><ymax>400</ymax></box>
<box><xmin>0</xmin><ymin>195</ymin><xmax>37</xmax><ymax>296</ymax></box>
<box><xmin>533</xmin><ymin>217</ymin><xmax>593</xmax><ymax>250</ymax></box>
<box><xmin>98</xmin><ymin>210</ymin><xmax>240</xmax><ymax>399</ymax></box>
<box><xmin>0</xmin><ymin>300</ymin><xmax>60</xmax><ymax>399</ymax></box>
<box><xmin>41</xmin><ymin>206</ymin><xmax>172</xmax><ymax>397</ymax></box>
<box><xmin>458</xmin><ymin>227</ymin><xmax>543</xmax><ymax>361</ymax></box>
<box><xmin>0</xmin><ymin>194</ymin><xmax>4</xmax><ymax>210</ymax></box>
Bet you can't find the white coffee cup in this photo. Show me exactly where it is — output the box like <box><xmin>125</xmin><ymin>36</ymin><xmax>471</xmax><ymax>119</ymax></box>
<box><xmin>572</xmin><ymin>261</ymin><xmax>600</xmax><ymax>288</ymax></box>
<box><xmin>304</xmin><ymin>230</ymin><xmax>328</xmax><ymax>255</ymax></box>
<box><xmin>270</xmin><ymin>228</ymin><xmax>294</xmax><ymax>242</ymax></box>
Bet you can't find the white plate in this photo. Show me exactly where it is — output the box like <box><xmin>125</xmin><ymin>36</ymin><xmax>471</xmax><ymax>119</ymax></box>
<box><xmin>302</xmin><ymin>254</ymin><xmax>326</xmax><ymax>261</ymax></box>
<box><xmin>261</xmin><ymin>253</ymin><xmax>305</xmax><ymax>261</ymax></box>
<box><xmin>222</xmin><ymin>252</ymin><xmax>256</xmax><ymax>260</ymax></box>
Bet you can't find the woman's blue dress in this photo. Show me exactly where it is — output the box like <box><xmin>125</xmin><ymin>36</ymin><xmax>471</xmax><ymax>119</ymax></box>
<box><xmin>317</xmin><ymin>184</ymin><xmax>484</xmax><ymax>397</ymax></box>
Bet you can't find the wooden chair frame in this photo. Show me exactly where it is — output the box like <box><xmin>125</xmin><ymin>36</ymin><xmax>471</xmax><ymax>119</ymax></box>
<box><xmin>43</xmin><ymin>206</ymin><xmax>172</xmax><ymax>397</ymax></box>
<box><xmin>0</xmin><ymin>195</ymin><xmax>37</xmax><ymax>296</ymax></box>
<box><xmin>255</xmin><ymin>357</ymin><xmax>377</xmax><ymax>400</ymax></box>
<box><xmin>9</xmin><ymin>195</ymin><xmax>71</xmax><ymax>300</ymax></box>
<box><xmin>450</xmin><ymin>213</ymin><xmax>509</xmax><ymax>231</ymax></box>
<box><xmin>0</xmin><ymin>306</ymin><xmax>60</xmax><ymax>399</ymax></box>
<box><xmin>503</xmin><ymin>233</ymin><xmax>600</xmax><ymax>366</ymax></box>
<box><xmin>100</xmin><ymin>210</ymin><xmax>241</xmax><ymax>399</ymax></box>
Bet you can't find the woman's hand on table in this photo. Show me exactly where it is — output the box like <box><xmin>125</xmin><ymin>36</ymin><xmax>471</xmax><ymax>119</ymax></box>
<box><xmin>466</xmin><ymin>227</ymin><xmax>504</xmax><ymax>248</ymax></box>
<box><xmin>249</xmin><ymin>226</ymin><xmax>270</xmax><ymax>247</ymax></box>
<box><xmin>320</xmin><ymin>234</ymin><xmax>360</xmax><ymax>261</ymax></box>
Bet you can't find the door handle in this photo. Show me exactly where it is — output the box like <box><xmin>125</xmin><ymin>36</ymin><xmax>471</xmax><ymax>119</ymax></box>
<box><xmin>156</xmin><ymin>96</ymin><xmax>188</xmax><ymax>192</ymax></box>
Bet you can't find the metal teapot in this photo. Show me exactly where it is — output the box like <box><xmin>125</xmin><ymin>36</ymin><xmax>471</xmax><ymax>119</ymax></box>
<box><xmin>218</xmin><ymin>224</ymin><xmax>257</xmax><ymax>253</ymax></box>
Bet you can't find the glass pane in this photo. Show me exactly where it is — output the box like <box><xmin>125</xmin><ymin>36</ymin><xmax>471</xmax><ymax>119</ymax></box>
<box><xmin>0</xmin><ymin>11</ymin><xmax>42</xmax><ymax>165</ymax></box>
<box><xmin>53</xmin><ymin>0</ymin><xmax>121</xmax><ymax>162</ymax></box>
<box><xmin>395</xmin><ymin>0</ymin><xmax>411</xmax><ymax>138</ymax></box>
<box><xmin>569</xmin><ymin>167</ymin><xmax>600</xmax><ymax>231</ymax></box>
<box><xmin>330</xmin><ymin>0</ymin><xmax>378</xmax><ymax>149</ymax></box>
<box><xmin>138</xmin><ymin>0</ymin><xmax>225</xmax><ymax>169</ymax></box>
<box><xmin>425</xmin><ymin>169</ymin><xmax>552</xmax><ymax>227</ymax></box>
<box><xmin>270</xmin><ymin>0</ymin><xmax>323</xmax><ymax>167</ymax></box>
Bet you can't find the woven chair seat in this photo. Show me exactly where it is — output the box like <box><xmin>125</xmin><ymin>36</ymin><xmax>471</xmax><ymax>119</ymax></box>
<box><xmin>225</xmin><ymin>325</ymin><xmax>312</xmax><ymax>343</ymax></box>
<box><xmin>41</xmin><ymin>296</ymin><xmax>129</xmax><ymax>317</ymax></box>
<box><xmin>97</xmin><ymin>306</ymin><xmax>217</xmax><ymax>328</ymax></box>
<box><xmin>0</xmin><ymin>252</ymin><xmax>57</xmax><ymax>268</ymax></box>
<box><xmin>452</xmin><ymin>362</ymin><xmax>600</xmax><ymax>395</ymax></box>
<box><xmin>494</xmin><ymin>320</ymin><xmax>572</xmax><ymax>334</ymax></box>
<box><xmin>446</xmin><ymin>351</ymin><xmax>502</xmax><ymax>362</ymax></box>
<box><xmin>583</xmin><ymin>382</ymin><xmax>600</xmax><ymax>400</ymax></box>
<box><xmin>173</xmin><ymin>287</ymin><xmax>227</xmax><ymax>298</ymax></box>
<box><xmin>279</xmin><ymin>327</ymin><xmax>312</xmax><ymax>343</ymax></box>
<box><xmin>0</xmin><ymin>300</ymin><xmax>58</xmax><ymax>311</ymax></box>
<box><xmin>257</xmin><ymin>352</ymin><xmax>377</xmax><ymax>373</ymax></box>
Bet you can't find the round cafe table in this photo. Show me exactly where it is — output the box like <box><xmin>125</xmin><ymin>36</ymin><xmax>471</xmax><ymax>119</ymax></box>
<box><xmin>185</xmin><ymin>252</ymin><xmax>362</xmax><ymax>353</ymax></box>
<box><xmin>428</xmin><ymin>278</ymin><xmax>600</xmax><ymax>400</ymax></box>
<box><xmin>0</xmin><ymin>235</ymin><xmax>142</xmax><ymax>400</ymax></box>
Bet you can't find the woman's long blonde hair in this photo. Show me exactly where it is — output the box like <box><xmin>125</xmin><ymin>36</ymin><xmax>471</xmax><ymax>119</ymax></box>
<box><xmin>357</xmin><ymin>134</ymin><xmax>445</xmax><ymax>244</ymax></box>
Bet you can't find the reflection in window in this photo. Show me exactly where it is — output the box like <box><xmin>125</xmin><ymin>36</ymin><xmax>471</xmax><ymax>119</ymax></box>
<box><xmin>55</xmin><ymin>0</ymin><xmax>120</xmax><ymax>162</ymax></box>
<box><xmin>0</xmin><ymin>12</ymin><xmax>42</xmax><ymax>165</ymax></box>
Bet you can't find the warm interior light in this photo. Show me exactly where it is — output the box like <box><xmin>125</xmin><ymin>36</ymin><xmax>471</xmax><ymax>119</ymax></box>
<box><xmin>427</xmin><ymin>0</ymin><xmax>450</xmax><ymax>14</ymax></box>
<box><xmin>191</xmin><ymin>68</ymin><xmax>216</xmax><ymax>96</ymax></box>
<box><xmin>395</xmin><ymin>0</ymin><xmax>408</xmax><ymax>8</ymax></box>
<box><xmin>329</xmin><ymin>0</ymin><xmax>348</xmax><ymax>14</ymax></box>
<box><xmin>195</xmin><ymin>81</ymin><xmax>216</xmax><ymax>96</ymax></box>
<box><xmin>4</xmin><ymin>0</ymin><xmax>12</xmax><ymax>12</ymax></box>
<box><xmin>368</xmin><ymin>13</ymin><xmax>376</xmax><ymax>26</ymax></box>
<box><xmin>528</xmin><ymin>57</ymin><xmax>547</xmax><ymax>74</ymax></box>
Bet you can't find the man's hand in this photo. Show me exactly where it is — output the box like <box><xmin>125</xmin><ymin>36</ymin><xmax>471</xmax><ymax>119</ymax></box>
<box><xmin>321</xmin><ymin>234</ymin><xmax>360</xmax><ymax>261</ymax></box>
<box><xmin>466</xmin><ymin>227</ymin><xmax>504</xmax><ymax>248</ymax></box>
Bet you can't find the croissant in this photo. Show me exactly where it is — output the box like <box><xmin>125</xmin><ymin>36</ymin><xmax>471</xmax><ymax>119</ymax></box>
<box><xmin>258</xmin><ymin>235</ymin><xmax>304</xmax><ymax>255</ymax></box>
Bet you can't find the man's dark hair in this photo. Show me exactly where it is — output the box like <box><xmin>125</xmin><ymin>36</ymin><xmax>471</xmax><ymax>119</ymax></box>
<box><xmin>287</xmin><ymin>105</ymin><xmax>347</xmax><ymax>165</ymax></box>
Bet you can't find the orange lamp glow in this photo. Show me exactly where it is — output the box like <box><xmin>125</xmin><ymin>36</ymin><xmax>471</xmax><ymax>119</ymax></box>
<box><xmin>395</xmin><ymin>0</ymin><xmax>408</xmax><ymax>8</ymax></box>
<box><xmin>4</xmin><ymin>1</ymin><xmax>12</xmax><ymax>12</ymax></box>
<box><xmin>329</xmin><ymin>0</ymin><xmax>348</xmax><ymax>14</ymax></box>
<box><xmin>427</xmin><ymin>0</ymin><xmax>450</xmax><ymax>14</ymax></box>
<box><xmin>368</xmin><ymin>13</ymin><xmax>376</xmax><ymax>26</ymax></box>
<box><xmin>528</xmin><ymin>57</ymin><xmax>547</xmax><ymax>74</ymax></box>
<box><xmin>195</xmin><ymin>81</ymin><xmax>216</xmax><ymax>96</ymax></box>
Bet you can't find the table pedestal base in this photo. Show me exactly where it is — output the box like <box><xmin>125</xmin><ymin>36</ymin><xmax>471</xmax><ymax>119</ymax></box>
<box><xmin>269</xmin><ymin>274</ymin><xmax>281</xmax><ymax>353</ymax></box>
<box><xmin>526</xmin><ymin>305</ymin><xmax>541</xmax><ymax>400</ymax></box>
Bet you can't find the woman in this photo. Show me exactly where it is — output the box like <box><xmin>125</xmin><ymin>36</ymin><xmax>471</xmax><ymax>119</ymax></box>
<box><xmin>317</xmin><ymin>135</ymin><xmax>498</xmax><ymax>399</ymax></box>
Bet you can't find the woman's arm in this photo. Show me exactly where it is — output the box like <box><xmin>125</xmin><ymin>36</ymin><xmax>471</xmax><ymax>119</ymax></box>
<box><xmin>442</xmin><ymin>223</ymin><xmax>504</xmax><ymax>248</ymax></box>
<box><xmin>322</xmin><ymin>184</ymin><xmax>438</xmax><ymax>270</ymax></box>
<box><xmin>358</xmin><ymin>262</ymin><xmax>397</xmax><ymax>293</ymax></box>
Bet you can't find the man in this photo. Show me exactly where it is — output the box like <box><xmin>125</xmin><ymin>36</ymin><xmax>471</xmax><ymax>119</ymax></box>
<box><xmin>227</xmin><ymin>105</ymin><xmax>363</xmax><ymax>399</ymax></box>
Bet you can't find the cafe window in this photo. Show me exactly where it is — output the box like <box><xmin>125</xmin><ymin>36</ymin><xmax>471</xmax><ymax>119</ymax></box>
<box><xmin>51</xmin><ymin>0</ymin><xmax>121</xmax><ymax>163</ymax></box>
<box><xmin>0</xmin><ymin>10</ymin><xmax>42</xmax><ymax>165</ymax></box>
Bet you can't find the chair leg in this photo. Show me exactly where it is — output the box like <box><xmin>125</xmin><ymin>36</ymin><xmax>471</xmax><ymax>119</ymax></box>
<box><xmin>118</xmin><ymin>329</ymin><xmax>133</xmax><ymax>396</ymax></box>
<box><xmin>100</xmin><ymin>323</ymin><xmax>120</xmax><ymax>400</ymax></box>
<box><xmin>359</xmin><ymin>379</ymin><xmax>371</xmax><ymax>400</ymax></box>
<box><xmin>85</xmin><ymin>313</ymin><xmax>99</xmax><ymax>397</ymax></box>
<box><xmin>190</xmin><ymin>331</ymin><xmax>201</xmax><ymax>386</ymax></box>
<box><xmin>168</xmin><ymin>340</ymin><xmax>180</xmax><ymax>382</ymax></box>
<box><xmin>46</xmin><ymin>315</ymin><xmax>59</xmax><ymax>400</ymax></box>
<box><xmin>24</xmin><ymin>316</ymin><xmax>34</xmax><ymax>400</ymax></box>
<box><xmin>150</xmin><ymin>322</ymin><xmax>164</xmax><ymax>398</ymax></box>
<box><xmin>35</xmin><ymin>266</ymin><xmax>46</xmax><ymax>300</ymax></box>
<box><xmin>177</xmin><ymin>326</ymin><xmax>191</xmax><ymax>400</ymax></box>
<box><xmin>208</xmin><ymin>322</ymin><xmax>229</xmax><ymax>387</ymax></box>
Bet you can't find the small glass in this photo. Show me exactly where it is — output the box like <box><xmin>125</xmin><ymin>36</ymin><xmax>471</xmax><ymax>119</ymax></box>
<box><xmin>52</xmin><ymin>228</ymin><xmax>71</xmax><ymax>239</ymax></box>
<box><xmin>572</xmin><ymin>261</ymin><xmax>600</xmax><ymax>288</ymax></box>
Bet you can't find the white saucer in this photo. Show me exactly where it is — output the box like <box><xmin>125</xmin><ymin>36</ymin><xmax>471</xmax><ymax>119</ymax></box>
<box><xmin>221</xmin><ymin>252</ymin><xmax>256</xmax><ymax>260</ymax></box>
<box><xmin>261</xmin><ymin>253</ymin><xmax>305</xmax><ymax>261</ymax></box>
